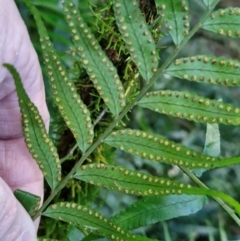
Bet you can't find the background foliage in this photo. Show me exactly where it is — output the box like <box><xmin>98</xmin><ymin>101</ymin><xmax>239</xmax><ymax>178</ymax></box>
<box><xmin>14</xmin><ymin>0</ymin><xmax>240</xmax><ymax>240</ymax></box>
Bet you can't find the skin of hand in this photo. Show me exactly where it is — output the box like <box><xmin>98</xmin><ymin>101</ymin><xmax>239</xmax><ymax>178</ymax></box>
<box><xmin>0</xmin><ymin>0</ymin><xmax>50</xmax><ymax>240</ymax></box>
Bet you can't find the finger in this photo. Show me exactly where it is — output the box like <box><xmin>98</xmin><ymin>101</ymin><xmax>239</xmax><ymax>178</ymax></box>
<box><xmin>0</xmin><ymin>177</ymin><xmax>36</xmax><ymax>241</ymax></box>
<box><xmin>0</xmin><ymin>0</ymin><xmax>50</xmax><ymax>231</ymax></box>
<box><xmin>0</xmin><ymin>1</ymin><xmax>49</xmax><ymax>189</ymax></box>
<box><xmin>0</xmin><ymin>0</ymin><xmax>50</xmax><ymax>139</ymax></box>
<box><xmin>0</xmin><ymin>138</ymin><xmax>43</xmax><ymax>199</ymax></box>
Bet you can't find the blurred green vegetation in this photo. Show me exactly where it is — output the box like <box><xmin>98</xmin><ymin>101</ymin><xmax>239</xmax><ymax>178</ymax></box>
<box><xmin>17</xmin><ymin>0</ymin><xmax>240</xmax><ymax>240</ymax></box>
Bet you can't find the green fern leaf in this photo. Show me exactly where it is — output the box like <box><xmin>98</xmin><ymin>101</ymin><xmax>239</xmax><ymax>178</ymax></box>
<box><xmin>80</xmin><ymin>234</ymin><xmax>100</xmax><ymax>241</ymax></box>
<box><xmin>165</xmin><ymin>55</ymin><xmax>240</xmax><ymax>86</ymax></box>
<box><xmin>113</xmin><ymin>0</ymin><xmax>158</xmax><ymax>81</ymax></box>
<box><xmin>14</xmin><ymin>189</ymin><xmax>41</xmax><ymax>218</ymax></box>
<box><xmin>103</xmin><ymin>129</ymin><xmax>220</xmax><ymax>169</ymax></box>
<box><xmin>214</xmin><ymin>156</ymin><xmax>240</xmax><ymax>168</ymax></box>
<box><xmin>202</xmin><ymin>0</ymin><xmax>215</xmax><ymax>7</ymax></box>
<box><xmin>73</xmin><ymin>164</ymin><xmax>240</xmax><ymax>213</ymax></box>
<box><xmin>23</xmin><ymin>0</ymin><xmax>94</xmax><ymax>152</ymax></box>
<box><xmin>4</xmin><ymin>64</ymin><xmax>61</xmax><ymax>189</ymax></box>
<box><xmin>203</xmin><ymin>8</ymin><xmax>240</xmax><ymax>38</ymax></box>
<box><xmin>43</xmin><ymin>202</ymin><xmax>157</xmax><ymax>241</ymax></box>
<box><xmin>137</xmin><ymin>90</ymin><xmax>240</xmax><ymax>125</ymax></box>
<box><xmin>74</xmin><ymin>164</ymin><xmax>195</xmax><ymax>196</ymax></box>
<box><xmin>111</xmin><ymin>195</ymin><xmax>207</xmax><ymax>230</ymax></box>
<box><xmin>60</xmin><ymin>0</ymin><xmax>126</xmax><ymax>115</ymax></box>
<box><xmin>155</xmin><ymin>0</ymin><xmax>190</xmax><ymax>45</ymax></box>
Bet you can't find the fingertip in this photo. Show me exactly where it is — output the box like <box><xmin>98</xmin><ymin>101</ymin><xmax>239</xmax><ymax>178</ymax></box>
<box><xmin>0</xmin><ymin>178</ymin><xmax>37</xmax><ymax>240</ymax></box>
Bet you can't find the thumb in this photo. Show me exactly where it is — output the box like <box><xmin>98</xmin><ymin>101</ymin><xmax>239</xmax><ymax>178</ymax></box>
<box><xmin>0</xmin><ymin>178</ymin><xmax>36</xmax><ymax>241</ymax></box>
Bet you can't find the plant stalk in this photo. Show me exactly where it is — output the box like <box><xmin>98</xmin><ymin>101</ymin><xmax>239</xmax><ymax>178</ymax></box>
<box><xmin>180</xmin><ymin>166</ymin><xmax>240</xmax><ymax>226</ymax></box>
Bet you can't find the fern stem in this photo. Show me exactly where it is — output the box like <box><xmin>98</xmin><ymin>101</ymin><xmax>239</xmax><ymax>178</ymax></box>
<box><xmin>93</xmin><ymin>107</ymin><xmax>108</xmax><ymax>127</ymax></box>
<box><xmin>32</xmin><ymin>0</ymin><xmax>221</xmax><ymax>220</ymax></box>
<box><xmin>63</xmin><ymin>107</ymin><xmax>109</xmax><ymax>159</ymax></box>
<box><xmin>180</xmin><ymin>166</ymin><xmax>240</xmax><ymax>227</ymax></box>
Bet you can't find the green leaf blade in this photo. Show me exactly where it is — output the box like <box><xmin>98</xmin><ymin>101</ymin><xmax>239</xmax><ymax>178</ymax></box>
<box><xmin>61</xmin><ymin>0</ymin><xmax>126</xmax><ymax>115</ymax></box>
<box><xmin>80</xmin><ymin>234</ymin><xmax>100</xmax><ymax>241</ymax></box>
<box><xmin>165</xmin><ymin>55</ymin><xmax>240</xmax><ymax>87</ymax></box>
<box><xmin>73</xmin><ymin>164</ymin><xmax>240</xmax><ymax>213</ymax></box>
<box><xmin>14</xmin><ymin>189</ymin><xmax>41</xmax><ymax>217</ymax></box>
<box><xmin>4</xmin><ymin>64</ymin><xmax>61</xmax><ymax>190</ymax></box>
<box><xmin>74</xmin><ymin>163</ymin><xmax>193</xmax><ymax>196</ymax></box>
<box><xmin>214</xmin><ymin>156</ymin><xmax>240</xmax><ymax>168</ymax></box>
<box><xmin>203</xmin><ymin>8</ymin><xmax>240</xmax><ymax>38</ymax></box>
<box><xmin>43</xmin><ymin>202</ymin><xmax>156</xmax><ymax>241</ymax></box>
<box><xmin>155</xmin><ymin>0</ymin><xmax>190</xmax><ymax>45</ymax></box>
<box><xmin>202</xmin><ymin>0</ymin><xmax>215</xmax><ymax>7</ymax></box>
<box><xmin>113</xmin><ymin>0</ymin><xmax>158</xmax><ymax>81</ymax></box>
<box><xmin>137</xmin><ymin>90</ymin><xmax>240</xmax><ymax>125</ymax></box>
<box><xmin>23</xmin><ymin>0</ymin><xmax>94</xmax><ymax>152</ymax></box>
<box><xmin>44</xmin><ymin>50</ymin><xmax>94</xmax><ymax>152</ymax></box>
<box><xmin>111</xmin><ymin>195</ymin><xmax>207</xmax><ymax>230</ymax></box>
<box><xmin>104</xmin><ymin>129</ymin><xmax>219</xmax><ymax>169</ymax></box>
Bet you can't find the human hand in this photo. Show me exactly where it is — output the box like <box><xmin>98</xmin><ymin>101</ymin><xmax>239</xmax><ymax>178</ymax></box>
<box><xmin>0</xmin><ymin>0</ymin><xmax>49</xmax><ymax>240</ymax></box>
